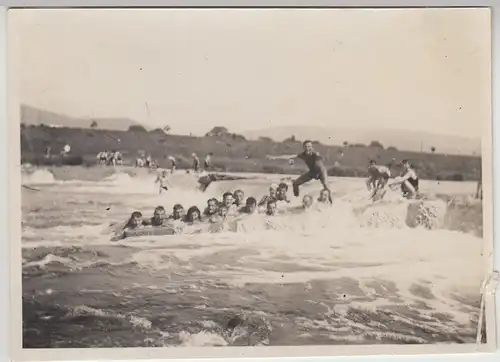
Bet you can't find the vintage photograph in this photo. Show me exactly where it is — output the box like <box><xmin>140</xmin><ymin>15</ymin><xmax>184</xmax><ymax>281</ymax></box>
<box><xmin>10</xmin><ymin>7</ymin><xmax>493</xmax><ymax>356</ymax></box>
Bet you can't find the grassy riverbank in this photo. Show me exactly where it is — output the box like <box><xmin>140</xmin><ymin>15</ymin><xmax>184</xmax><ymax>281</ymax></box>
<box><xmin>21</xmin><ymin>125</ymin><xmax>481</xmax><ymax>181</ymax></box>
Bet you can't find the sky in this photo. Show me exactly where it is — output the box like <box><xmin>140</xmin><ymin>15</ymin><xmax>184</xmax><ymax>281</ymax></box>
<box><xmin>11</xmin><ymin>8</ymin><xmax>490</xmax><ymax>138</ymax></box>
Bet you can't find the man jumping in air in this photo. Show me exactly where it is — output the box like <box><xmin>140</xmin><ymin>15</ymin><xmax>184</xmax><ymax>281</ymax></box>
<box><xmin>286</xmin><ymin>140</ymin><xmax>332</xmax><ymax>203</ymax></box>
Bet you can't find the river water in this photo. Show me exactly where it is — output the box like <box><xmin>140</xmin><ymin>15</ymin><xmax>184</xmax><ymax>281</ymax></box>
<box><xmin>21</xmin><ymin>166</ymin><xmax>486</xmax><ymax>348</ymax></box>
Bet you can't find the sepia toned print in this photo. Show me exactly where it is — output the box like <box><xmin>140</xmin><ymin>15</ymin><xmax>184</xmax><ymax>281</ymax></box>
<box><xmin>9</xmin><ymin>7</ymin><xmax>495</xmax><ymax>359</ymax></box>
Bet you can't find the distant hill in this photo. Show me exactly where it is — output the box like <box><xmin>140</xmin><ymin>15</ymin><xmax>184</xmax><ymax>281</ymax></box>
<box><xmin>243</xmin><ymin>126</ymin><xmax>481</xmax><ymax>156</ymax></box>
<box><xmin>20</xmin><ymin>104</ymin><xmax>144</xmax><ymax>131</ymax></box>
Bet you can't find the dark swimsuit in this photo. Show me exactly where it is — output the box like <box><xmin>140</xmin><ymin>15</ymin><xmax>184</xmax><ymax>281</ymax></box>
<box><xmin>298</xmin><ymin>152</ymin><xmax>322</xmax><ymax>179</ymax></box>
<box><xmin>401</xmin><ymin>170</ymin><xmax>419</xmax><ymax>196</ymax></box>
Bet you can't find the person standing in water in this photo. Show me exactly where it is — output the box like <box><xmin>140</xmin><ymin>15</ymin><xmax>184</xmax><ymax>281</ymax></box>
<box><xmin>155</xmin><ymin>170</ymin><xmax>172</xmax><ymax>194</ymax></box>
<box><xmin>285</xmin><ymin>140</ymin><xmax>332</xmax><ymax>203</ymax></box>
<box><xmin>388</xmin><ymin>159</ymin><xmax>419</xmax><ymax>199</ymax></box>
<box><xmin>168</xmin><ymin>156</ymin><xmax>177</xmax><ymax>173</ymax></box>
<box><xmin>366</xmin><ymin>160</ymin><xmax>391</xmax><ymax>200</ymax></box>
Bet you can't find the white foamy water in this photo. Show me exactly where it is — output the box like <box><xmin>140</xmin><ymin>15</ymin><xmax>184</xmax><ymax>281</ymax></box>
<box><xmin>21</xmin><ymin>167</ymin><xmax>485</xmax><ymax>347</ymax></box>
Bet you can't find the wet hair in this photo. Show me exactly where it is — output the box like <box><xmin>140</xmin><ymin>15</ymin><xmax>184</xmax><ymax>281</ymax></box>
<box><xmin>401</xmin><ymin>159</ymin><xmax>409</xmax><ymax>164</ymax></box>
<box><xmin>368</xmin><ymin>160</ymin><xmax>376</xmax><ymax>165</ymax></box>
<box><xmin>186</xmin><ymin>206</ymin><xmax>201</xmax><ymax>221</ymax></box>
<box><xmin>218</xmin><ymin>204</ymin><xmax>229</xmax><ymax>211</ymax></box>
<box><xmin>246</xmin><ymin>197</ymin><xmax>257</xmax><ymax>206</ymax></box>
<box><xmin>131</xmin><ymin>211</ymin><xmax>143</xmax><ymax>218</ymax></box>
<box><xmin>173</xmin><ymin>204</ymin><xmax>184</xmax><ymax>211</ymax></box>
<box><xmin>223</xmin><ymin>192</ymin><xmax>233</xmax><ymax>199</ymax></box>
<box><xmin>207</xmin><ymin>197</ymin><xmax>218</xmax><ymax>204</ymax></box>
<box><xmin>267</xmin><ymin>199</ymin><xmax>277</xmax><ymax>206</ymax></box>
<box><xmin>154</xmin><ymin>206</ymin><xmax>165</xmax><ymax>212</ymax></box>
<box><xmin>303</xmin><ymin>140</ymin><xmax>313</xmax><ymax>146</ymax></box>
<box><xmin>278</xmin><ymin>182</ymin><xmax>288</xmax><ymax>191</ymax></box>
<box><xmin>233</xmin><ymin>189</ymin><xmax>244</xmax><ymax>195</ymax></box>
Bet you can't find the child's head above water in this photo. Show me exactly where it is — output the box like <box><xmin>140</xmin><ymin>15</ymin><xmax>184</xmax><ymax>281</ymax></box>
<box><xmin>302</xmin><ymin>195</ymin><xmax>313</xmax><ymax>208</ymax></box>
<box><xmin>218</xmin><ymin>204</ymin><xmax>229</xmax><ymax>217</ymax></box>
<box><xmin>276</xmin><ymin>183</ymin><xmax>288</xmax><ymax>200</ymax></box>
<box><xmin>172</xmin><ymin>204</ymin><xmax>185</xmax><ymax>220</ymax></box>
<box><xmin>128</xmin><ymin>211</ymin><xmax>143</xmax><ymax>228</ymax></box>
<box><xmin>318</xmin><ymin>189</ymin><xmax>330</xmax><ymax>203</ymax></box>
<box><xmin>245</xmin><ymin>197</ymin><xmax>257</xmax><ymax>213</ymax></box>
<box><xmin>266</xmin><ymin>199</ymin><xmax>277</xmax><ymax>215</ymax></box>
<box><xmin>186</xmin><ymin>206</ymin><xmax>201</xmax><ymax>222</ymax></box>
<box><xmin>222</xmin><ymin>192</ymin><xmax>234</xmax><ymax>206</ymax></box>
<box><xmin>233</xmin><ymin>189</ymin><xmax>245</xmax><ymax>204</ymax></box>
<box><xmin>206</xmin><ymin>198</ymin><xmax>218</xmax><ymax>214</ymax></box>
<box><xmin>269</xmin><ymin>184</ymin><xmax>278</xmax><ymax>197</ymax></box>
<box><xmin>153</xmin><ymin>206</ymin><xmax>166</xmax><ymax>220</ymax></box>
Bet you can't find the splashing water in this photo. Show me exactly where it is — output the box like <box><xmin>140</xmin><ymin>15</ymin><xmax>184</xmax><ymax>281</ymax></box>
<box><xmin>21</xmin><ymin>167</ymin><xmax>485</xmax><ymax>348</ymax></box>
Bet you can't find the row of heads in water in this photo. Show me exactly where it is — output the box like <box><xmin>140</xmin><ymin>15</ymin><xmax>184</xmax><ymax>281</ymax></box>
<box><xmin>124</xmin><ymin>181</ymin><xmax>332</xmax><ymax>229</ymax></box>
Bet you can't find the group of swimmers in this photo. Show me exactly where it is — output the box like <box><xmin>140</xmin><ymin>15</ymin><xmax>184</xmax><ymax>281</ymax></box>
<box><xmin>117</xmin><ymin>140</ymin><xmax>423</xmax><ymax>237</ymax></box>
<box><xmin>366</xmin><ymin>159</ymin><xmax>420</xmax><ymax>200</ymax></box>
<box><xmin>119</xmin><ymin>181</ymin><xmax>334</xmax><ymax>236</ymax></box>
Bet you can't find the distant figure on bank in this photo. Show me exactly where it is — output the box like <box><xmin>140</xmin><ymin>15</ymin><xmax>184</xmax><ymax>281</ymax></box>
<box><xmin>388</xmin><ymin>159</ymin><xmax>419</xmax><ymax>199</ymax></box>
<box><xmin>113</xmin><ymin>151</ymin><xmax>123</xmax><ymax>166</ymax></box>
<box><xmin>136</xmin><ymin>157</ymin><xmax>145</xmax><ymax>168</ymax></box>
<box><xmin>476</xmin><ymin>167</ymin><xmax>483</xmax><ymax>200</ymax></box>
<box><xmin>192</xmin><ymin>153</ymin><xmax>200</xmax><ymax>172</ymax></box>
<box><xmin>168</xmin><ymin>156</ymin><xmax>177</xmax><ymax>173</ymax></box>
<box><xmin>155</xmin><ymin>170</ymin><xmax>172</xmax><ymax>194</ymax></box>
<box><xmin>204</xmin><ymin>153</ymin><xmax>213</xmax><ymax>170</ymax></box>
<box><xmin>366</xmin><ymin>160</ymin><xmax>391</xmax><ymax>200</ymax></box>
<box><xmin>286</xmin><ymin>140</ymin><xmax>332</xmax><ymax>203</ymax></box>
<box><xmin>45</xmin><ymin>146</ymin><xmax>51</xmax><ymax>158</ymax></box>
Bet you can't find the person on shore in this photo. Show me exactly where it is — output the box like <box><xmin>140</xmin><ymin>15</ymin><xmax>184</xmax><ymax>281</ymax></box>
<box><xmin>388</xmin><ymin>159</ymin><xmax>419</xmax><ymax>199</ymax></box>
<box><xmin>204</xmin><ymin>153</ymin><xmax>213</xmax><ymax>170</ymax></box>
<box><xmin>476</xmin><ymin>167</ymin><xmax>483</xmax><ymax>200</ymax></box>
<box><xmin>192</xmin><ymin>153</ymin><xmax>200</xmax><ymax>173</ymax></box>
<box><xmin>142</xmin><ymin>206</ymin><xmax>168</xmax><ymax>227</ymax></box>
<box><xmin>155</xmin><ymin>170</ymin><xmax>172</xmax><ymax>194</ymax></box>
<box><xmin>168</xmin><ymin>156</ymin><xmax>177</xmax><ymax>173</ymax></box>
<box><xmin>286</xmin><ymin>140</ymin><xmax>332</xmax><ymax>203</ymax></box>
<box><xmin>366</xmin><ymin>160</ymin><xmax>391</xmax><ymax>200</ymax></box>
